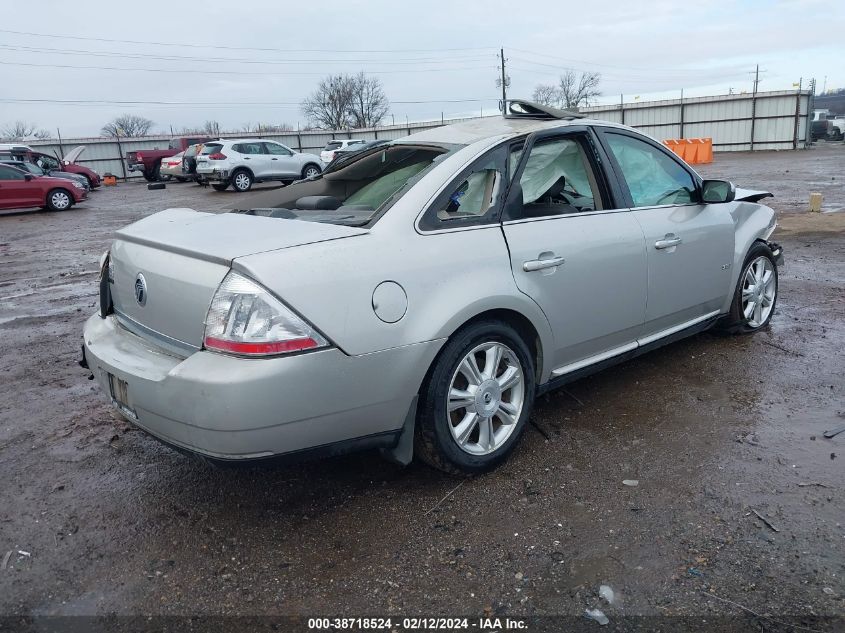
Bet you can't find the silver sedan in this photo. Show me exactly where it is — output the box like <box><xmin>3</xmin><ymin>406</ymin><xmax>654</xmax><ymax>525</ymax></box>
<box><xmin>82</xmin><ymin>100</ymin><xmax>783</xmax><ymax>474</ymax></box>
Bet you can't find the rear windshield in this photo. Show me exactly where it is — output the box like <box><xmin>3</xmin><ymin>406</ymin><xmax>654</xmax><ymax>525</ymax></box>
<box><xmin>232</xmin><ymin>143</ymin><xmax>454</xmax><ymax>227</ymax></box>
<box><xmin>200</xmin><ymin>144</ymin><xmax>223</xmax><ymax>155</ymax></box>
<box><xmin>323</xmin><ymin>142</ymin><xmax>342</xmax><ymax>150</ymax></box>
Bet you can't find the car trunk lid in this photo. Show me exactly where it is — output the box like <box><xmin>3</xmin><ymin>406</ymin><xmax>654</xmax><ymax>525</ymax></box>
<box><xmin>109</xmin><ymin>208</ymin><xmax>367</xmax><ymax>351</ymax></box>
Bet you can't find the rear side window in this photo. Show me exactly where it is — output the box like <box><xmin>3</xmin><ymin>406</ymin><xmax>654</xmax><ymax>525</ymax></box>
<box><xmin>201</xmin><ymin>144</ymin><xmax>223</xmax><ymax>155</ymax></box>
<box><xmin>232</xmin><ymin>142</ymin><xmax>262</xmax><ymax>155</ymax></box>
<box><xmin>420</xmin><ymin>145</ymin><xmax>507</xmax><ymax>230</ymax></box>
<box><xmin>604</xmin><ymin>132</ymin><xmax>698</xmax><ymax>207</ymax></box>
<box><xmin>324</xmin><ymin>142</ymin><xmax>342</xmax><ymax>150</ymax></box>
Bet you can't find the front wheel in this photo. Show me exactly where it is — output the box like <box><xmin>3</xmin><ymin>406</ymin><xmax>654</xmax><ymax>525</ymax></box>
<box><xmin>301</xmin><ymin>163</ymin><xmax>321</xmax><ymax>179</ymax></box>
<box><xmin>721</xmin><ymin>242</ymin><xmax>778</xmax><ymax>333</ymax></box>
<box><xmin>415</xmin><ymin>321</ymin><xmax>535</xmax><ymax>475</ymax></box>
<box><xmin>46</xmin><ymin>188</ymin><xmax>73</xmax><ymax>211</ymax></box>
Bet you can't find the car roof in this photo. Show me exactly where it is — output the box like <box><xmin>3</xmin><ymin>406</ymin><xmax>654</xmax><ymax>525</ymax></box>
<box><xmin>400</xmin><ymin>114</ymin><xmax>627</xmax><ymax>146</ymax></box>
<box><xmin>215</xmin><ymin>138</ymin><xmax>281</xmax><ymax>144</ymax></box>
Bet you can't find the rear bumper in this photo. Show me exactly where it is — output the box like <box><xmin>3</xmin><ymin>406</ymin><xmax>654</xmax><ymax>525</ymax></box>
<box><xmin>126</xmin><ymin>163</ymin><xmax>145</xmax><ymax>173</ymax></box>
<box><xmin>195</xmin><ymin>166</ymin><xmax>229</xmax><ymax>182</ymax></box>
<box><xmin>81</xmin><ymin>314</ymin><xmax>440</xmax><ymax>461</ymax></box>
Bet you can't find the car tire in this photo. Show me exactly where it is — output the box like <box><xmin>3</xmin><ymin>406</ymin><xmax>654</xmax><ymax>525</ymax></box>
<box><xmin>46</xmin><ymin>188</ymin><xmax>74</xmax><ymax>212</ymax></box>
<box><xmin>301</xmin><ymin>163</ymin><xmax>321</xmax><ymax>179</ymax></box>
<box><xmin>175</xmin><ymin>177</ymin><xmax>189</xmax><ymax>183</ymax></box>
<box><xmin>84</xmin><ymin>175</ymin><xmax>95</xmax><ymax>189</ymax></box>
<box><xmin>231</xmin><ymin>169</ymin><xmax>253</xmax><ymax>192</ymax></box>
<box><xmin>212</xmin><ymin>182</ymin><xmax>230</xmax><ymax>192</ymax></box>
<box><xmin>720</xmin><ymin>242</ymin><xmax>778</xmax><ymax>334</ymax></box>
<box><xmin>414</xmin><ymin>320</ymin><xmax>535</xmax><ymax>475</ymax></box>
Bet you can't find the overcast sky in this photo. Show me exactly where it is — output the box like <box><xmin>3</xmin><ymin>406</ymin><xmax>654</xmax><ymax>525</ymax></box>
<box><xmin>1</xmin><ymin>0</ymin><xmax>842</xmax><ymax>138</ymax></box>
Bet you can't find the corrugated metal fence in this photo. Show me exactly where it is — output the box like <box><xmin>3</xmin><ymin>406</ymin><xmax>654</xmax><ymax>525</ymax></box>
<box><xmin>581</xmin><ymin>89</ymin><xmax>812</xmax><ymax>152</ymax></box>
<box><xmin>25</xmin><ymin>115</ymin><xmax>486</xmax><ymax>181</ymax></box>
<box><xmin>23</xmin><ymin>90</ymin><xmax>813</xmax><ymax>178</ymax></box>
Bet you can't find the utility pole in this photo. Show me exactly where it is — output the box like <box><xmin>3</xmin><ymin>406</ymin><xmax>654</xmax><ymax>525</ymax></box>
<box><xmin>753</xmin><ymin>64</ymin><xmax>760</xmax><ymax>94</ymax></box>
<box><xmin>497</xmin><ymin>48</ymin><xmax>510</xmax><ymax>112</ymax></box>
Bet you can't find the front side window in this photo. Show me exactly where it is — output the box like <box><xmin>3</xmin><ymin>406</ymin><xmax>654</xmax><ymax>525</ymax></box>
<box><xmin>604</xmin><ymin>132</ymin><xmax>698</xmax><ymax>207</ymax></box>
<box><xmin>0</xmin><ymin>165</ymin><xmax>25</xmax><ymax>180</ymax></box>
<box><xmin>513</xmin><ymin>136</ymin><xmax>603</xmax><ymax>217</ymax></box>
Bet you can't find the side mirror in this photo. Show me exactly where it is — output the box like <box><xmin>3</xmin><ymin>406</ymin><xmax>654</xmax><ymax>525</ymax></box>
<box><xmin>701</xmin><ymin>179</ymin><xmax>736</xmax><ymax>203</ymax></box>
<box><xmin>24</xmin><ymin>174</ymin><xmax>33</xmax><ymax>181</ymax></box>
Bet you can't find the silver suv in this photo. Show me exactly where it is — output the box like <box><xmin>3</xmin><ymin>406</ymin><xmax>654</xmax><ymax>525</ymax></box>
<box><xmin>83</xmin><ymin>101</ymin><xmax>782</xmax><ymax>474</ymax></box>
<box><xmin>196</xmin><ymin>139</ymin><xmax>323</xmax><ymax>192</ymax></box>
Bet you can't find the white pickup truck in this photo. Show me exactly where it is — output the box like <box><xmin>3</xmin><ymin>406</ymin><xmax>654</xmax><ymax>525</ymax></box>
<box><xmin>812</xmin><ymin>109</ymin><xmax>845</xmax><ymax>141</ymax></box>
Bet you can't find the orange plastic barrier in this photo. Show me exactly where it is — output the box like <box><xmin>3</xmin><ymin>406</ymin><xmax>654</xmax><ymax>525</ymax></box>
<box><xmin>663</xmin><ymin>138</ymin><xmax>713</xmax><ymax>164</ymax></box>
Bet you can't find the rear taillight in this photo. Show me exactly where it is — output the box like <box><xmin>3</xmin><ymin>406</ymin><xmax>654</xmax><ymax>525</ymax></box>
<box><xmin>208</xmin><ymin>153</ymin><xmax>227</xmax><ymax>160</ymax></box>
<box><xmin>203</xmin><ymin>271</ymin><xmax>328</xmax><ymax>357</ymax></box>
<box><xmin>136</xmin><ymin>152</ymin><xmax>143</xmax><ymax>160</ymax></box>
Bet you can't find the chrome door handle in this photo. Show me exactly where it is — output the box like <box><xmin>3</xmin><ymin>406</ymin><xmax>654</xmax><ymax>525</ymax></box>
<box><xmin>655</xmin><ymin>235</ymin><xmax>682</xmax><ymax>250</ymax></box>
<box><xmin>523</xmin><ymin>256</ymin><xmax>565</xmax><ymax>272</ymax></box>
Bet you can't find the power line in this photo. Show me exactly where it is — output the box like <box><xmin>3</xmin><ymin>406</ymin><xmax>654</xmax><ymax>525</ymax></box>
<box><xmin>0</xmin><ymin>28</ymin><xmax>497</xmax><ymax>54</ymax></box>
<box><xmin>507</xmin><ymin>46</ymin><xmax>744</xmax><ymax>74</ymax></box>
<box><xmin>0</xmin><ymin>60</ymin><xmax>494</xmax><ymax>76</ymax></box>
<box><xmin>0</xmin><ymin>97</ymin><xmax>498</xmax><ymax>107</ymax></box>
<box><xmin>0</xmin><ymin>43</ymin><xmax>494</xmax><ymax>66</ymax></box>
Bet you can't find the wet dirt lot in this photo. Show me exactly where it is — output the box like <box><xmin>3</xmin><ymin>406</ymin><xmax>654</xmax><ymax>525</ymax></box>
<box><xmin>0</xmin><ymin>143</ymin><xmax>843</xmax><ymax>630</ymax></box>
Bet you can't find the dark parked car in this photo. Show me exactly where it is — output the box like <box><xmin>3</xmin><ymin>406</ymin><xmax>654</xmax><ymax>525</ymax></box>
<box><xmin>0</xmin><ymin>145</ymin><xmax>101</xmax><ymax>189</ymax></box>
<box><xmin>1</xmin><ymin>160</ymin><xmax>90</xmax><ymax>192</ymax></box>
<box><xmin>0</xmin><ymin>164</ymin><xmax>87</xmax><ymax>211</ymax></box>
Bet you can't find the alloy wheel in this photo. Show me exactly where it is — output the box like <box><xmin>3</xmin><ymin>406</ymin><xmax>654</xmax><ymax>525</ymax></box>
<box><xmin>446</xmin><ymin>342</ymin><xmax>525</xmax><ymax>456</ymax></box>
<box><xmin>304</xmin><ymin>166</ymin><xmax>320</xmax><ymax>179</ymax></box>
<box><xmin>741</xmin><ymin>255</ymin><xmax>776</xmax><ymax>328</ymax></box>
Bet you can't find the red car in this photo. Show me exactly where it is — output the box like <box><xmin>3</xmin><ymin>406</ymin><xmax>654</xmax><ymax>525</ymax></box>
<box><xmin>0</xmin><ymin>163</ymin><xmax>87</xmax><ymax>211</ymax></box>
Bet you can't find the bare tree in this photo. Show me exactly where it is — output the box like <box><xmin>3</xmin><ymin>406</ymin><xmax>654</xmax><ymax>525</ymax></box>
<box><xmin>532</xmin><ymin>84</ymin><xmax>560</xmax><ymax>107</ymax></box>
<box><xmin>558</xmin><ymin>70</ymin><xmax>601</xmax><ymax>109</ymax></box>
<box><xmin>1</xmin><ymin>121</ymin><xmax>50</xmax><ymax>141</ymax></box>
<box><xmin>348</xmin><ymin>72</ymin><xmax>389</xmax><ymax>128</ymax></box>
<box><xmin>202</xmin><ymin>120</ymin><xmax>221</xmax><ymax>136</ymax></box>
<box><xmin>301</xmin><ymin>74</ymin><xmax>356</xmax><ymax>129</ymax></box>
<box><xmin>100</xmin><ymin>114</ymin><xmax>154</xmax><ymax>138</ymax></box>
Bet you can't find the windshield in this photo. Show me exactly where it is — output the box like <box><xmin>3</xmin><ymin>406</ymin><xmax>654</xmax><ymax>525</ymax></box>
<box><xmin>233</xmin><ymin>143</ymin><xmax>455</xmax><ymax>227</ymax></box>
<box><xmin>323</xmin><ymin>142</ymin><xmax>342</xmax><ymax>150</ymax></box>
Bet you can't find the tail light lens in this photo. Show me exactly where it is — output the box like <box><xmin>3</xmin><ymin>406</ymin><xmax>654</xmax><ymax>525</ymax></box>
<box><xmin>203</xmin><ymin>271</ymin><xmax>328</xmax><ymax>357</ymax></box>
<box><xmin>208</xmin><ymin>152</ymin><xmax>227</xmax><ymax>160</ymax></box>
<box><xmin>136</xmin><ymin>152</ymin><xmax>143</xmax><ymax>160</ymax></box>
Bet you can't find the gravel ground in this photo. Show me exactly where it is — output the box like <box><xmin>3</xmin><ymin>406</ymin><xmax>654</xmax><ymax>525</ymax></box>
<box><xmin>0</xmin><ymin>143</ymin><xmax>843</xmax><ymax>631</ymax></box>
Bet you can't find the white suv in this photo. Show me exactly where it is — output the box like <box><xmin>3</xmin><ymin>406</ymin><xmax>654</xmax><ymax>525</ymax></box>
<box><xmin>196</xmin><ymin>139</ymin><xmax>323</xmax><ymax>192</ymax></box>
<box><xmin>320</xmin><ymin>139</ymin><xmax>366</xmax><ymax>164</ymax></box>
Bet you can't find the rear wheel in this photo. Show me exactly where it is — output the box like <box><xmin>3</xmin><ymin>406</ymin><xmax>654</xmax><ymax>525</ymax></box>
<box><xmin>232</xmin><ymin>169</ymin><xmax>253</xmax><ymax>192</ymax></box>
<box><xmin>415</xmin><ymin>320</ymin><xmax>535</xmax><ymax>475</ymax></box>
<box><xmin>212</xmin><ymin>182</ymin><xmax>230</xmax><ymax>192</ymax></box>
<box><xmin>142</xmin><ymin>162</ymin><xmax>161</xmax><ymax>182</ymax></box>
<box><xmin>46</xmin><ymin>188</ymin><xmax>73</xmax><ymax>211</ymax></box>
<box><xmin>720</xmin><ymin>242</ymin><xmax>778</xmax><ymax>333</ymax></box>
<box><xmin>175</xmin><ymin>176</ymin><xmax>189</xmax><ymax>183</ymax></box>
<box><xmin>302</xmin><ymin>163</ymin><xmax>321</xmax><ymax>179</ymax></box>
